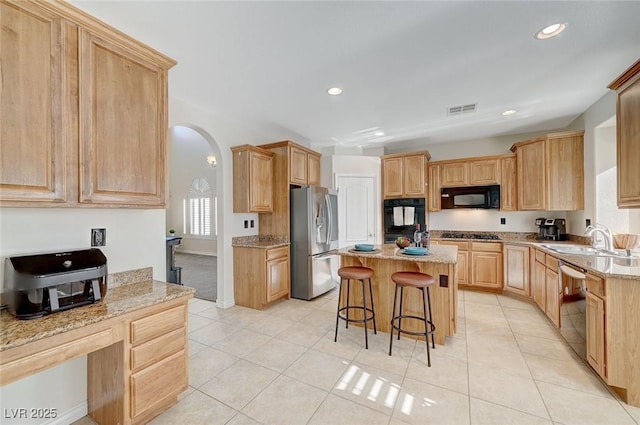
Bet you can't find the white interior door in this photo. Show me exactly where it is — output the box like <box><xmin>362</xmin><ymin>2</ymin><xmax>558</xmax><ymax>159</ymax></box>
<box><xmin>335</xmin><ymin>175</ymin><xmax>377</xmax><ymax>248</ymax></box>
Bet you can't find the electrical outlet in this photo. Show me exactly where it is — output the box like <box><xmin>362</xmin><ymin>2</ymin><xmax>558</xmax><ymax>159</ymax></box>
<box><xmin>244</xmin><ymin>220</ymin><xmax>249</xmax><ymax>228</ymax></box>
<box><xmin>91</xmin><ymin>228</ymin><xmax>106</xmax><ymax>246</ymax></box>
<box><xmin>250</xmin><ymin>220</ymin><xmax>255</xmax><ymax>228</ymax></box>
<box><xmin>500</xmin><ymin>217</ymin><xmax>506</xmax><ymax>225</ymax></box>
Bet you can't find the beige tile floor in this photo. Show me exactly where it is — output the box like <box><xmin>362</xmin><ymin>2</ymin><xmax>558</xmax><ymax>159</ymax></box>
<box><xmin>76</xmin><ymin>289</ymin><xmax>640</xmax><ymax>425</ymax></box>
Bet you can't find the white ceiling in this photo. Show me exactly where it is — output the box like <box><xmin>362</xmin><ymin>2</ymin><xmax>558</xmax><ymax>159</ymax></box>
<box><xmin>73</xmin><ymin>1</ymin><xmax>640</xmax><ymax>150</ymax></box>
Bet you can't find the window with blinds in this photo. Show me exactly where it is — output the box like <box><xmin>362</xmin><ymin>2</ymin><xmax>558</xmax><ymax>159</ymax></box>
<box><xmin>183</xmin><ymin>176</ymin><xmax>217</xmax><ymax>237</ymax></box>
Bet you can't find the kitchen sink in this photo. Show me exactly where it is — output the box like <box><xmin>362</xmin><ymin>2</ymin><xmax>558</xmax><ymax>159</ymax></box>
<box><xmin>540</xmin><ymin>243</ymin><xmax>639</xmax><ymax>259</ymax></box>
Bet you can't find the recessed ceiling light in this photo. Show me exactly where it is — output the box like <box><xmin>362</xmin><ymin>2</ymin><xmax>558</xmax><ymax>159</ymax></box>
<box><xmin>535</xmin><ymin>23</ymin><xmax>567</xmax><ymax>40</ymax></box>
<box><xmin>502</xmin><ymin>109</ymin><xmax>517</xmax><ymax>116</ymax></box>
<box><xmin>327</xmin><ymin>87</ymin><xmax>342</xmax><ymax>96</ymax></box>
<box><xmin>374</xmin><ymin>131</ymin><xmax>385</xmax><ymax>136</ymax></box>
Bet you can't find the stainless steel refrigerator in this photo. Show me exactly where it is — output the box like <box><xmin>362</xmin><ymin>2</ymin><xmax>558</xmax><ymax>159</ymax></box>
<box><xmin>290</xmin><ymin>186</ymin><xmax>339</xmax><ymax>300</ymax></box>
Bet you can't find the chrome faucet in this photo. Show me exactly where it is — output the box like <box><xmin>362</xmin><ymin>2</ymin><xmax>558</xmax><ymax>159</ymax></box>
<box><xmin>585</xmin><ymin>224</ymin><xmax>614</xmax><ymax>252</ymax></box>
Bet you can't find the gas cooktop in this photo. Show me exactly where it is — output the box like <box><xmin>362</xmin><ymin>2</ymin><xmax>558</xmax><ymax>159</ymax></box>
<box><xmin>440</xmin><ymin>232</ymin><xmax>501</xmax><ymax>240</ymax></box>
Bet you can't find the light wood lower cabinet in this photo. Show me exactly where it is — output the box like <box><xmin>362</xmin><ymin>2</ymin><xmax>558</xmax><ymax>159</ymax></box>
<box><xmin>585</xmin><ymin>274</ymin><xmax>606</xmax><ymax>378</ymax></box>
<box><xmin>128</xmin><ymin>304</ymin><xmax>188</xmax><ymax>424</ymax></box>
<box><xmin>234</xmin><ymin>245</ymin><xmax>290</xmax><ymax>309</ymax></box>
<box><xmin>545</xmin><ymin>266</ymin><xmax>560</xmax><ymax>327</ymax></box>
<box><xmin>533</xmin><ymin>256</ymin><xmax>546</xmax><ymax>310</ymax></box>
<box><xmin>503</xmin><ymin>244</ymin><xmax>530</xmax><ymax>296</ymax></box>
<box><xmin>437</xmin><ymin>241</ymin><xmax>501</xmax><ymax>290</ymax></box>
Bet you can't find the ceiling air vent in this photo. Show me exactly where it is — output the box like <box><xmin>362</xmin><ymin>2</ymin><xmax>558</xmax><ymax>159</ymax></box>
<box><xmin>447</xmin><ymin>103</ymin><xmax>477</xmax><ymax>116</ymax></box>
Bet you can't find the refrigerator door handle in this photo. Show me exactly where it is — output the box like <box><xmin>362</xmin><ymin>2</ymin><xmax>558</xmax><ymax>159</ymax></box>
<box><xmin>324</xmin><ymin>194</ymin><xmax>332</xmax><ymax>244</ymax></box>
<box><xmin>313</xmin><ymin>252</ymin><xmax>338</xmax><ymax>260</ymax></box>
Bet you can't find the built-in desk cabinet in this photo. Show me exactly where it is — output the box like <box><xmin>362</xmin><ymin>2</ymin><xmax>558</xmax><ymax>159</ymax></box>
<box><xmin>609</xmin><ymin>59</ymin><xmax>640</xmax><ymax>208</ymax></box>
<box><xmin>0</xmin><ymin>0</ymin><xmax>175</xmax><ymax>208</ymax></box>
<box><xmin>381</xmin><ymin>151</ymin><xmax>430</xmax><ymax>199</ymax></box>
<box><xmin>231</xmin><ymin>145</ymin><xmax>274</xmax><ymax>213</ymax></box>
<box><xmin>510</xmin><ymin>131</ymin><xmax>584</xmax><ymax>211</ymax></box>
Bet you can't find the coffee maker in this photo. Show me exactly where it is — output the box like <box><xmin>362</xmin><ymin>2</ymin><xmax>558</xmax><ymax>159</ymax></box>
<box><xmin>535</xmin><ymin>218</ymin><xmax>568</xmax><ymax>241</ymax></box>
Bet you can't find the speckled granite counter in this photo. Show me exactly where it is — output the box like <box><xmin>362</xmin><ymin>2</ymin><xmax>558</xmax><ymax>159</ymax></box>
<box><xmin>337</xmin><ymin>244</ymin><xmax>458</xmax><ymax>345</ymax></box>
<box><xmin>0</xmin><ymin>280</ymin><xmax>195</xmax><ymax>352</ymax></box>
<box><xmin>337</xmin><ymin>244</ymin><xmax>457</xmax><ymax>264</ymax></box>
<box><xmin>232</xmin><ymin>235</ymin><xmax>289</xmax><ymax>248</ymax></box>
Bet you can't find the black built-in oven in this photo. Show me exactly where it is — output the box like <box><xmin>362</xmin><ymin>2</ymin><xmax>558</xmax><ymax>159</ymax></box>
<box><xmin>383</xmin><ymin>198</ymin><xmax>425</xmax><ymax>243</ymax></box>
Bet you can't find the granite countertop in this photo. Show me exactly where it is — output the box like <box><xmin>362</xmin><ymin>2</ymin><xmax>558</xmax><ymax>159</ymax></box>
<box><xmin>0</xmin><ymin>280</ymin><xmax>195</xmax><ymax>352</ymax></box>
<box><xmin>232</xmin><ymin>235</ymin><xmax>289</xmax><ymax>249</ymax></box>
<box><xmin>337</xmin><ymin>244</ymin><xmax>458</xmax><ymax>264</ymax></box>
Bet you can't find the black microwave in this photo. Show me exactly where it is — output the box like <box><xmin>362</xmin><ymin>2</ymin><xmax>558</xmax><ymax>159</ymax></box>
<box><xmin>441</xmin><ymin>185</ymin><xmax>500</xmax><ymax>209</ymax></box>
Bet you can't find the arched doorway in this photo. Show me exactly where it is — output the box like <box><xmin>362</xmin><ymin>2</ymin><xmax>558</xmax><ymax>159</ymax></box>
<box><xmin>167</xmin><ymin>124</ymin><xmax>222</xmax><ymax>302</ymax></box>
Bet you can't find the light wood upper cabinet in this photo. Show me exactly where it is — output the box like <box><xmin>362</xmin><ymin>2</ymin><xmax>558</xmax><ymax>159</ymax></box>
<box><xmin>289</xmin><ymin>145</ymin><xmax>308</xmax><ymax>185</ymax></box>
<box><xmin>511</xmin><ymin>131</ymin><xmax>584</xmax><ymax>211</ymax></box>
<box><xmin>0</xmin><ymin>0</ymin><xmax>176</xmax><ymax>208</ymax></box>
<box><xmin>440</xmin><ymin>158</ymin><xmax>500</xmax><ymax>187</ymax></box>
<box><xmin>78</xmin><ymin>29</ymin><xmax>170</xmax><ymax>206</ymax></box>
<box><xmin>427</xmin><ymin>164</ymin><xmax>441</xmax><ymax>212</ymax></box>
<box><xmin>231</xmin><ymin>145</ymin><xmax>274</xmax><ymax>213</ymax></box>
<box><xmin>307</xmin><ymin>153</ymin><xmax>321</xmax><ymax>187</ymax></box>
<box><xmin>440</xmin><ymin>162</ymin><xmax>468</xmax><ymax>187</ymax></box>
<box><xmin>469</xmin><ymin>159</ymin><xmax>500</xmax><ymax>185</ymax></box>
<box><xmin>0</xmin><ymin>1</ymin><xmax>67</xmax><ymax>203</ymax></box>
<box><xmin>381</xmin><ymin>151</ymin><xmax>430</xmax><ymax>199</ymax></box>
<box><xmin>609</xmin><ymin>59</ymin><xmax>640</xmax><ymax>208</ymax></box>
<box><xmin>503</xmin><ymin>244</ymin><xmax>530</xmax><ymax>297</ymax></box>
<box><xmin>500</xmin><ymin>155</ymin><xmax>517</xmax><ymax>211</ymax></box>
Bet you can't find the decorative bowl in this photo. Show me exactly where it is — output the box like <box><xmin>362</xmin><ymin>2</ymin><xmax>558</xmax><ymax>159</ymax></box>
<box><xmin>355</xmin><ymin>244</ymin><xmax>375</xmax><ymax>251</ymax></box>
<box><xmin>613</xmin><ymin>234</ymin><xmax>640</xmax><ymax>250</ymax></box>
<box><xmin>395</xmin><ymin>237</ymin><xmax>411</xmax><ymax>248</ymax></box>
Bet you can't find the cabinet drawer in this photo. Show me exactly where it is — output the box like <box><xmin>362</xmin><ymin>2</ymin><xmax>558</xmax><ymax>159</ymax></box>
<box><xmin>130</xmin><ymin>349</ymin><xmax>187</xmax><ymax>418</ymax></box>
<box><xmin>130</xmin><ymin>327</ymin><xmax>185</xmax><ymax>372</ymax></box>
<box><xmin>471</xmin><ymin>242</ymin><xmax>502</xmax><ymax>252</ymax></box>
<box><xmin>586</xmin><ymin>275</ymin><xmax>605</xmax><ymax>299</ymax></box>
<box><xmin>545</xmin><ymin>254</ymin><xmax>559</xmax><ymax>269</ymax></box>
<box><xmin>266</xmin><ymin>246</ymin><xmax>289</xmax><ymax>260</ymax></box>
<box><xmin>438</xmin><ymin>240</ymin><xmax>469</xmax><ymax>251</ymax></box>
<box><xmin>130</xmin><ymin>305</ymin><xmax>186</xmax><ymax>346</ymax></box>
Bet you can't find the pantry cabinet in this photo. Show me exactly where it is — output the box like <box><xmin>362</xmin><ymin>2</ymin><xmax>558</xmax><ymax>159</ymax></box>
<box><xmin>381</xmin><ymin>151</ymin><xmax>431</xmax><ymax>199</ymax></box>
<box><xmin>510</xmin><ymin>131</ymin><xmax>584</xmax><ymax>211</ymax></box>
<box><xmin>233</xmin><ymin>245</ymin><xmax>290</xmax><ymax>309</ymax></box>
<box><xmin>503</xmin><ymin>244</ymin><xmax>530</xmax><ymax>297</ymax></box>
<box><xmin>231</xmin><ymin>145</ymin><xmax>274</xmax><ymax>213</ymax></box>
<box><xmin>609</xmin><ymin>58</ymin><xmax>640</xmax><ymax>208</ymax></box>
<box><xmin>0</xmin><ymin>0</ymin><xmax>176</xmax><ymax>208</ymax></box>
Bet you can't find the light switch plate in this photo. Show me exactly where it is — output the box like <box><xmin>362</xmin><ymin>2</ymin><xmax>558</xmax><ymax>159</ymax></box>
<box><xmin>91</xmin><ymin>228</ymin><xmax>106</xmax><ymax>246</ymax></box>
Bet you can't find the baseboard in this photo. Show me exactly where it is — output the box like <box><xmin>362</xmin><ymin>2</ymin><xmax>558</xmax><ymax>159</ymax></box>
<box><xmin>43</xmin><ymin>401</ymin><xmax>87</xmax><ymax>425</ymax></box>
<box><xmin>216</xmin><ymin>298</ymin><xmax>235</xmax><ymax>309</ymax></box>
<box><xmin>176</xmin><ymin>250</ymin><xmax>217</xmax><ymax>257</ymax></box>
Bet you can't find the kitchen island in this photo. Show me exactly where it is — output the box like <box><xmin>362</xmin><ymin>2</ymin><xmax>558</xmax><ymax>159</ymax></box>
<box><xmin>337</xmin><ymin>244</ymin><xmax>458</xmax><ymax>345</ymax></box>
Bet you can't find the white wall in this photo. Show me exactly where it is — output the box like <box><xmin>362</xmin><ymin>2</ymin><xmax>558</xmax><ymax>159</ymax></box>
<box><xmin>0</xmin><ymin>208</ymin><xmax>165</xmax><ymax>424</ymax></box>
